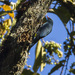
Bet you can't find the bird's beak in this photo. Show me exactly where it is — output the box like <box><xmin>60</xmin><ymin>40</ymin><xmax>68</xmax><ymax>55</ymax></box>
<box><xmin>47</xmin><ymin>16</ymin><xmax>50</xmax><ymax>19</ymax></box>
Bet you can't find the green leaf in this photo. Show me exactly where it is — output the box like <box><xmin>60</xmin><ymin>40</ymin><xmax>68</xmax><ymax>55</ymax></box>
<box><xmin>21</xmin><ymin>69</ymin><xmax>40</xmax><ymax>75</ymax></box>
<box><xmin>35</xmin><ymin>40</ymin><xmax>42</xmax><ymax>59</ymax></box>
<box><xmin>0</xmin><ymin>11</ymin><xmax>12</xmax><ymax>16</ymax></box>
<box><xmin>40</xmin><ymin>47</ymin><xmax>46</xmax><ymax>72</ymax></box>
<box><xmin>63</xmin><ymin>0</ymin><xmax>75</xmax><ymax>5</ymax></box>
<box><xmin>69</xmin><ymin>69</ymin><xmax>75</xmax><ymax>74</ymax></box>
<box><xmin>33</xmin><ymin>40</ymin><xmax>42</xmax><ymax>72</ymax></box>
<box><xmin>16</xmin><ymin>0</ymin><xmax>26</xmax><ymax>10</ymax></box>
<box><xmin>70</xmin><ymin>62</ymin><xmax>75</xmax><ymax>68</ymax></box>
<box><xmin>48</xmin><ymin>5</ymin><xmax>71</xmax><ymax>24</ymax></box>
<box><xmin>70</xmin><ymin>31</ymin><xmax>75</xmax><ymax>36</ymax></box>
<box><xmin>48</xmin><ymin>60</ymin><xmax>65</xmax><ymax>75</ymax></box>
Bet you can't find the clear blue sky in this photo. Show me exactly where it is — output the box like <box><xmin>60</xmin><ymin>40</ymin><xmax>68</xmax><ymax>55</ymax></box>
<box><xmin>0</xmin><ymin>1</ymin><xmax>74</xmax><ymax>75</ymax></box>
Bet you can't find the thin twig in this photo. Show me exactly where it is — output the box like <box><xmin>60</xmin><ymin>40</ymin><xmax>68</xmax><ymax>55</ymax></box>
<box><xmin>72</xmin><ymin>22</ymin><xmax>74</xmax><ymax>31</ymax></box>
<box><xmin>64</xmin><ymin>56</ymin><xmax>69</xmax><ymax>75</ymax></box>
<box><xmin>60</xmin><ymin>62</ymin><xmax>66</xmax><ymax>75</ymax></box>
<box><xmin>69</xmin><ymin>20</ymin><xmax>72</xmax><ymax>32</ymax></box>
<box><xmin>64</xmin><ymin>24</ymin><xmax>70</xmax><ymax>35</ymax></box>
<box><xmin>53</xmin><ymin>1</ymin><xmax>58</xmax><ymax>9</ymax></box>
<box><xmin>42</xmin><ymin>38</ymin><xmax>45</xmax><ymax>44</ymax></box>
<box><xmin>60</xmin><ymin>48</ymin><xmax>71</xmax><ymax>75</ymax></box>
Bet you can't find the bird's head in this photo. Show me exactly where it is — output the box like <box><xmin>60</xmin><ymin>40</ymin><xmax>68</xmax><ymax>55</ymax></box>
<box><xmin>47</xmin><ymin>16</ymin><xmax>52</xmax><ymax>21</ymax></box>
<box><xmin>47</xmin><ymin>16</ymin><xmax>53</xmax><ymax>25</ymax></box>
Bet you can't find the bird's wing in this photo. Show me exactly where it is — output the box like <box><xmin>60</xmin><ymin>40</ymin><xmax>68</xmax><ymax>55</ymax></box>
<box><xmin>38</xmin><ymin>22</ymin><xmax>52</xmax><ymax>37</ymax></box>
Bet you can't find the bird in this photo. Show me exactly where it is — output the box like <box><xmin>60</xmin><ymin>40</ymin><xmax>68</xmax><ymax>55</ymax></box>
<box><xmin>29</xmin><ymin>16</ymin><xmax>53</xmax><ymax>48</ymax></box>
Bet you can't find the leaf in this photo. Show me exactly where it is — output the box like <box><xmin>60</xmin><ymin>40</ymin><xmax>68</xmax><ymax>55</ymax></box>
<box><xmin>21</xmin><ymin>69</ymin><xmax>40</xmax><ymax>75</ymax></box>
<box><xmin>35</xmin><ymin>40</ymin><xmax>42</xmax><ymax>59</ymax></box>
<box><xmin>2</xmin><ymin>5</ymin><xmax>14</xmax><ymax>18</ymax></box>
<box><xmin>8</xmin><ymin>12</ymin><xmax>14</xmax><ymax>18</ymax></box>
<box><xmin>48</xmin><ymin>6</ymin><xmax>71</xmax><ymax>24</ymax></box>
<box><xmin>69</xmin><ymin>69</ymin><xmax>75</xmax><ymax>74</ymax></box>
<box><xmin>40</xmin><ymin>47</ymin><xmax>46</xmax><ymax>72</ymax></box>
<box><xmin>33</xmin><ymin>40</ymin><xmax>42</xmax><ymax>72</ymax></box>
<box><xmin>0</xmin><ymin>5</ymin><xmax>2</xmax><ymax>8</ymax></box>
<box><xmin>71</xmin><ymin>62</ymin><xmax>75</xmax><ymax>67</ymax></box>
<box><xmin>8</xmin><ymin>19</ymin><xmax>11</xmax><ymax>25</ymax></box>
<box><xmin>16</xmin><ymin>0</ymin><xmax>26</xmax><ymax>9</ymax></box>
<box><xmin>2</xmin><ymin>4</ymin><xmax>11</xmax><ymax>11</ymax></box>
<box><xmin>0</xmin><ymin>11</ymin><xmax>8</xmax><ymax>16</ymax></box>
<box><xmin>70</xmin><ymin>31</ymin><xmax>75</xmax><ymax>36</ymax></box>
<box><xmin>3</xmin><ymin>19</ymin><xmax>11</xmax><ymax>26</ymax></box>
<box><xmin>11</xmin><ymin>2</ymin><xmax>16</xmax><ymax>10</ymax></box>
<box><xmin>48</xmin><ymin>60</ymin><xmax>65</xmax><ymax>75</ymax></box>
<box><xmin>63</xmin><ymin>0</ymin><xmax>75</xmax><ymax>5</ymax></box>
<box><xmin>0</xmin><ymin>11</ymin><xmax>14</xmax><ymax>17</ymax></box>
<box><xmin>55</xmin><ymin>6</ymin><xmax>71</xmax><ymax>24</ymax></box>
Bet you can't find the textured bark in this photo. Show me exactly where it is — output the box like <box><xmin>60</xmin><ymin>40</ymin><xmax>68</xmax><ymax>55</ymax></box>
<box><xmin>0</xmin><ymin>0</ymin><xmax>52</xmax><ymax>75</ymax></box>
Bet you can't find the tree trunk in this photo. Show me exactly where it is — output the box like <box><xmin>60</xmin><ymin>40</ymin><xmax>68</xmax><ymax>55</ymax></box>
<box><xmin>0</xmin><ymin>0</ymin><xmax>52</xmax><ymax>75</ymax></box>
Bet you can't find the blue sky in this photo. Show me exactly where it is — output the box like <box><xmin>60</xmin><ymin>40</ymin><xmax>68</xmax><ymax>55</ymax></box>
<box><xmin>0</xmin><ymin>1</ymin><xmax>74</xmax><ymax>75</ymax></box>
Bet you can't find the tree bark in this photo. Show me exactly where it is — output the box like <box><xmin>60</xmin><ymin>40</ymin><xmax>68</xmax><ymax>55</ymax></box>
<box><xmin>0</xmin><ymin>0</ymin><xmax>52</xmax><ymax>75</ymax></box>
